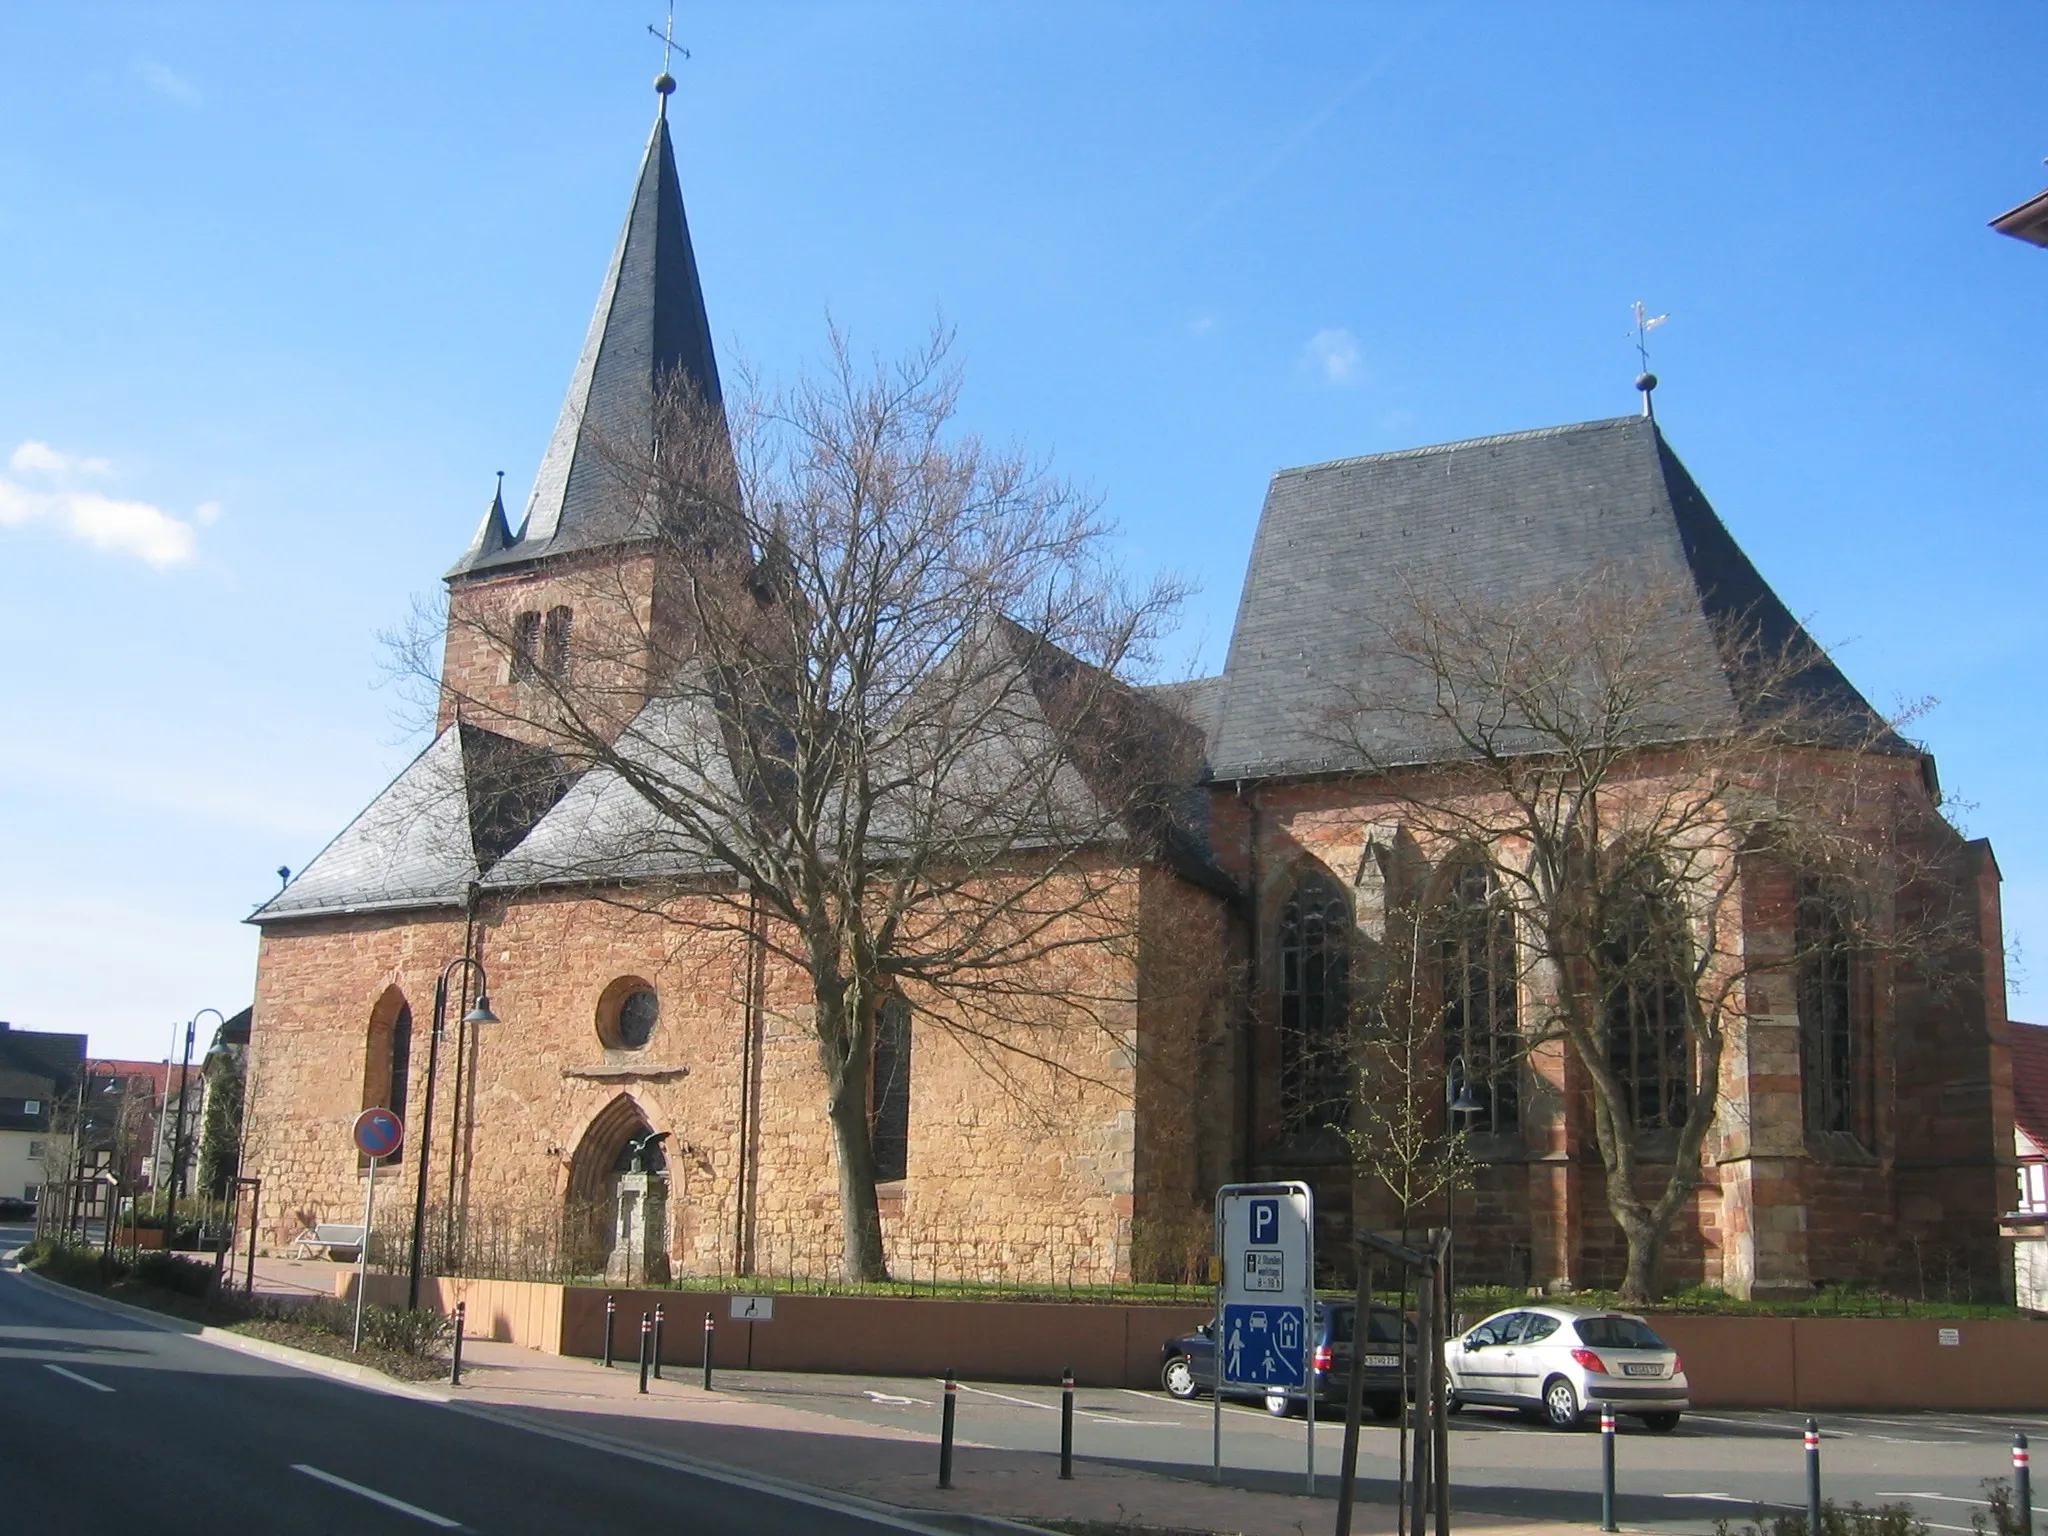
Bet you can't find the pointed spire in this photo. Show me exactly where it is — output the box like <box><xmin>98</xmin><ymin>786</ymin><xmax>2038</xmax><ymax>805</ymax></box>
<box><xmin>451</xmin><ymin>90</ymin><xmax>721</xmax><ymax>577</ymax></box>
<box><xmin>458</xmin><ymin>471</ymin><xmax>513</xmax><ymax>566</ymax></box>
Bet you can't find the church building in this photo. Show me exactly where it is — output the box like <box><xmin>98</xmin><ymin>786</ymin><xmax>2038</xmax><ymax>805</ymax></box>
<box><xmin>243</xmin><ymin>85</ymin><xmax>2018</xmax><ymax>1300</ymax></box>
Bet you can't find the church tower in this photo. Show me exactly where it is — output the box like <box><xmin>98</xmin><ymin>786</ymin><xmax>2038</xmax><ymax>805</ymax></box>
<box><xmin>436</xmin><ymin>78</ymin><xmax>722</xmax><ymax>747</ymax></box>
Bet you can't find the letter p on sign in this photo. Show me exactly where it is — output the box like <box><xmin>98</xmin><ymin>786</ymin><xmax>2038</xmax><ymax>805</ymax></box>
<box><xmin>1249</xmin><ymin>1198</ymin><xmax>1280</xmax><ymax>1247</ymax></box>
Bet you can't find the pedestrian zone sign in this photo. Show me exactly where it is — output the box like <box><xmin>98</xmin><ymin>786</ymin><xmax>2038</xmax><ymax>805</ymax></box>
<box><xmin>1222</xmin><ymin>1303</ymin><xmax>1306</xmax><ymax>1386</ymax></box>
<box><xmin>1214</xmin><ymin>1181</ymin><xmax>1312</xmax><ymax>1390</ymax></box>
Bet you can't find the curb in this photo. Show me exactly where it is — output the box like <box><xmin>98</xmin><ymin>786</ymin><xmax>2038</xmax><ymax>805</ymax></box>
<box><xmin>8</xmin><ymin>1263</ymin><xmax>1050</xmax><ymax>1536</ymax></box>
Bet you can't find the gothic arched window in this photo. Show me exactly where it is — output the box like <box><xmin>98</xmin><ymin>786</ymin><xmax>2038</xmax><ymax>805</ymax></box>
<box><xmin>1280</xmin><ymin>873</ymin><xmax>1351</xmax><ymax>1132</ymax></box>
<box><xmin>871</xmin><ymin>996</ymin><xmax>913</xmax><ymax>1182</ymax></box>
<box><xmin>1598</xmin><ymin>861</ymin><xmax>1693</xmax><ymax>1132</ymax></box>
<box><xmin>1797</xmin><ymin>879</ymin><xmax>1864</xmax><ymax>1140</ymax></box>
<box><xmin>1438</xmin><ymin>861</ymin><xmax>1520</xmax><ymax>1134</ymax></box>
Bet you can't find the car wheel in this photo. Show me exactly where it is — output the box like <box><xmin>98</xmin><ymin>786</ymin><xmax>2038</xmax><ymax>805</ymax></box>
<box><xmin>1265</xmin><ymin>1391</ymin><xmax>1297</xmax><ymax>1418</ymax></box>
<box><xmin>1640</xmin><ymin>1411</ymin><xmax>1681</xmax><ymax>1433</ymax></box>
<box><xmin>1161</xmin><ymin>1356</ymin><xmax>1199</xmax><ymax>1400</ymax></box>
<box><xmin>1371</xmin><ymin>1398</ymin><xmax>1403</xmax><ymax>1422</ymax></box>
<box><xmin>1542</xmin><ymin>1377</ymin><xmax>1583</xmax><ymax>1430</ymax></box>
<box><xmin>1445</xmin><ymin>1392</ymin><xmax>1466</xmax><ymax>1417</ymax></box>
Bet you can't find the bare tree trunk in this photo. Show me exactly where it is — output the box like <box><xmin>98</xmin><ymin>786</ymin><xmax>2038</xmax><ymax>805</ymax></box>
<box><xmin>826</xmin><ymin>1066</ymin><xmax>888</xmax><ymax>1282</ymax></box>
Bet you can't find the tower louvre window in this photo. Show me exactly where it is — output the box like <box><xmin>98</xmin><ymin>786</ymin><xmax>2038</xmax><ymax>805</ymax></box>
<box><xmin>543</xmin><ymin>606</ymin><xmax>573</xmax><ymax>680</ymax></box>
<box><xmin>511</xmin><ymin>611</ymin><xmax>542</xmax><ymax>682</ymax></box>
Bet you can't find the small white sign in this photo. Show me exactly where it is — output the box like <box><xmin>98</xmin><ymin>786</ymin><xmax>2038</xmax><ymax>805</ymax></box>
<box><xmin>1243</xmin><ymin>1251</ymin><xmax>1285</xmax><ymax>1292</ymax></box>
<box><xmin>1937</xmin><ymin>1327</ymin><xmax>1960</xmax><ymax>1347</ymax></box>
<box><xmin>730</xmin><ymin>1295</ymin><xmax>774</xmax><ymax>1321</ymax></box>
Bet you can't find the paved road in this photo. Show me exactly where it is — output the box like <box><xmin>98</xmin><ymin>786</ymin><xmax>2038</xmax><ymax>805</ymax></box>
<box><xmin>706</xmin><ymin>1363</ymin><xmax>2047</xmax><ymax>1534</ymax></box>
<box><xmin>0</xmin><ymin>1264</ymin><xmax>940</xmax><ymax>1535</ymax></box>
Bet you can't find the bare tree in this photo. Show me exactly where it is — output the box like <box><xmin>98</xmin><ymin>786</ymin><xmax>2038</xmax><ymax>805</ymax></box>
<box><xmin>402</xmin><ymin>330</ymin><xmax>1192</xmax><ymax>1281</ymax></box>
<box><xmin>1322</xmin><ymin>568</ymin><xmax>1961</xmax><ymax>1301</ymax></box>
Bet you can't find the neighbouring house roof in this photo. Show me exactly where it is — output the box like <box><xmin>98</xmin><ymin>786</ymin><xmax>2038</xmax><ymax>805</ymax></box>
<box><xmin>1992</xmin><ymin>186</ymin><xmax>2048</xmax><ymax>249</ymax></box>
<box><xmin>450</xmin><ymin>102</ymin><xmax>721</xmax><ymax>578</ymax></box>
<box><xmin>1206</xmin><ymin>414</ymin><xmax>1902</xmax><ymax>782</ymax></box>
<box><xmin>251</xmin><ymin>724</ymin><xmax>570</xmax><ymax>923</ymax></box>
<box><xmin>2013</xmin><ymin>1020</ymin><xmax>2048</xmax><ymax>1160</ymax></box>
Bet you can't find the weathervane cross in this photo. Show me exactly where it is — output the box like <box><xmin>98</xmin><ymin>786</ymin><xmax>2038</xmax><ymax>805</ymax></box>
<box><xmin>1631</xmin><ymin>300</ymin><xmax>1669</xmax><ymax>374</ymax></box>
<box><xmin>648</xmin><ymin>3</ymin><xmax>688</xmax><ymax>76</ymax></box>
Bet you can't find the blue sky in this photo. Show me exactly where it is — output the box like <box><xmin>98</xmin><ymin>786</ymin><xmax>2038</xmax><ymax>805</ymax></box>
<box><xmin>1</xmin><ymin>4</ymin><xmax>2042</xmax><ymax>1061</ymax></box>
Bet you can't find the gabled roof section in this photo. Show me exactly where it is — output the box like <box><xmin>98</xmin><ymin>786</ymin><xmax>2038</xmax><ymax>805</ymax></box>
<box><xmin>1207</xmin><ymin>415</ymin><xmax>1897</xmax><ymax>781</ymax></box>
<box><xmin>451</xmin><ymin>106</ymin><xmax>721</xmax><ymax>578</ymax></box>
<box><xmin>252</xmin><ymin>724</ymin><xmax>572</xmax><ymax>923</ymax></box>
<box><xmin>2013</xmin><ymin>1021</ymin><xmax>2048</xmax><ymax>1159</ymax></box>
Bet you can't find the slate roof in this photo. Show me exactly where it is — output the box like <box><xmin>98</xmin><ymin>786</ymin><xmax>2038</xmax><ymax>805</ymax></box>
<box><xmin>251</xmin><ymin>724</ymin><xmax>570</xmax><ymax>922</ymax></box>
<box><xmin>1206</xmin><ymin>415</ymin><xmax>1898</xmax><ymax>782</ymax></box>
<box><xmin>451</xmin><ymin>104</ymin><xmax>721</xmax><ymax>577</ymax></box>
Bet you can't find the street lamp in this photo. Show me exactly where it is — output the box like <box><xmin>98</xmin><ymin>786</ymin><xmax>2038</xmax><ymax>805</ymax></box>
<box><xmin>406</xmin><ymin>957</ymin><xmax>498</xmax><ymax>1309</ymax></box>
<box><xmin>165</xmin><ymin>1007</ymin><xmax>223</xmax><ymax>1251</ymax></box>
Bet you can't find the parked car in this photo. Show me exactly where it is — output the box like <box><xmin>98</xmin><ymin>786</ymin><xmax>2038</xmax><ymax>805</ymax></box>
<box><xmin>0</xmin><ymin>1196</ymin><xmax>35</xmax><ymax>1220</ymax></box>
<box><xmin>1160</xmin><ymin>1301</ymin><xmax>1413</xmax><ymax>1421</ymax></box>
<box><xmin>1443</xmin><ymin>1304</ymin><xmax>1687</xmax><ymax>1431</ymax></box>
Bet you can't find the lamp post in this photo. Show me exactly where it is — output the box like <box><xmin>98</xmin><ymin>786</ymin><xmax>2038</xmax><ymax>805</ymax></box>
<box><xmin>165</xmin><ymin>1008</ymin><xmax>223</xmax><ymax>1251</ymax></box>
<box><xmin>407</xmin><ymin>957</ymin><xmax>498</xmax><ymax>1310</ymax></box>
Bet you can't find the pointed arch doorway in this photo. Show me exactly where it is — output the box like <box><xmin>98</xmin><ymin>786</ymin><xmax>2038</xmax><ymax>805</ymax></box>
<box><xmin>566</xmin><ymin>1094</ymin><xmax>672</xmax><ymax>1284</ymax></box>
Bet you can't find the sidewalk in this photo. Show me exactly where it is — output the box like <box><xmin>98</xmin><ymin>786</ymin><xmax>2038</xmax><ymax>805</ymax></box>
<box><xmin>442</xmin><ymin>1336</ymin><xmax>1618</xmax><ymax>1536</ymax></box>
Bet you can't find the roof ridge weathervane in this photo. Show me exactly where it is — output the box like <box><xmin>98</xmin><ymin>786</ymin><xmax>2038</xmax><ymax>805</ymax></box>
<box><xmin>647</xmin><ymin>2</ymin><xmax>688</xmax><ymax>113</ymax></box>
<box><xmin>1631</xmin><ymin>300</ymin><xmax>1669</xmax><ymax>420</ymax></box>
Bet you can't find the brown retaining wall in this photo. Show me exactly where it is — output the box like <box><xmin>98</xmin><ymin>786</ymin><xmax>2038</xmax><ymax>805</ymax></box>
<box><xmin>335</xmin><ymin>1274</ymin><xmax>2048</xmax><ymax>1407</ymax></box>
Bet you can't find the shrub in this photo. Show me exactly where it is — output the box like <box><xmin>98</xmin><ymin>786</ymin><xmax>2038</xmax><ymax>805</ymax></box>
<box><xmin>1715</xmin><ymin>1499</ymin><xmax>1931</xmax><ymax>1536</ymax></box>
<box><xmin>1972</xmin><ymin>1481</ymin><xmax>2026</xmax><ymax>1536</ymax></box>
<box><xmin>131</xmin><ymin>1251</ymin><xmax>219</xmax><ymax>1298</ymax></box>
<box><xmin>252</xmin><ymin>1295</ymin><xmax>450</xmax><ymax>1361</ymax></box>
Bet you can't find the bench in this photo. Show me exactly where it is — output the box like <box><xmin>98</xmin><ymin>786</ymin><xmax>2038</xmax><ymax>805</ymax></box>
<box><xmin>291</xmin><ymin>1223</ymin><xmax>366</xmax><ymax>1261</ymax></box>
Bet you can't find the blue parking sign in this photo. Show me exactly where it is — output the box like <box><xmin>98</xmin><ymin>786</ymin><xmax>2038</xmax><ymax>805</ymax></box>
<box><xmin>1247</xmin><ymin>1198</ymin><xmax>1281</xmax><ymax>1246</ymax></box>
<box><xmin>1220</xmin><ymin>1302</ymin><xmax>1305</xmax><ymax>1387</ymax></box>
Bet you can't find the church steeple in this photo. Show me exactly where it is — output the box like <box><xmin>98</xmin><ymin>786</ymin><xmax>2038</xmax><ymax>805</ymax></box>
<box><xmin>451</xmin><ymin>89</ymin><xmax>721</xmax><ymax>577</ymax></box>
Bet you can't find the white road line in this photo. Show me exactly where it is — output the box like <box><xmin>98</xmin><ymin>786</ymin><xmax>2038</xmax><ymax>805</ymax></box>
<box><xmin>863</xmin><ymin>1391</ymin><xmax>932</xmax><ymax>1407</ymax></box>
<box><xmin>953</xmin><ymin>1383</ymin><xmax>1177</xmax><ymax>1427</ymax></box>
<box><xmin>957</xmin><ymin>1384</ymin><xmax>1055</xmax><ymax>1412</ymax></box>
<box><xmin>43</xmin><ymin>1363</ymin><xmax>112</xmax><ymax>1392</ymax></box>
<box><xmin>1876</xmin><ymin>1493</ymin><xmax>1993</xmax><ymax>1506</ymax></box>
<box><xmin>290</xmin><ymin>1465</ymin><xmax>466</xmax><ymax>1529</ymax></box>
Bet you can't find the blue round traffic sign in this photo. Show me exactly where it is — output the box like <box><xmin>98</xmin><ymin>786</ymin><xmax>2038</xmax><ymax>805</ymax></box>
<box><xmin>353</xmin><ymin>1106</ymin><xmax>404</xmax><ymax>1160</ymax></box>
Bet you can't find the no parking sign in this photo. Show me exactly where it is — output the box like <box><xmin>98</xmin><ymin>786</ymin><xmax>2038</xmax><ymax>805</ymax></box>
<box><xmin>353</xmin><ymin>1107</ymin><xmax>404</xmax><ymax>1161</ymax></box>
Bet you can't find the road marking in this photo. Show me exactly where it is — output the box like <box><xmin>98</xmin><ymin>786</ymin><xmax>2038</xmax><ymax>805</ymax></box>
<box><xmin>958</xmin><ymin>1383</ymin><xmax>1055</xmax><ymax>1411</ymax></box>
<box><xmin>954</xmin><ymin>1382</ymin><xmax>1179</xmax><ymax>1427</ymax></box>
<box><xmin>1876</xmin><ymin>1493</ymin><xmax>1993</xmax><ymax>1506</ymax></box>
<box><xmin>864</xmin><ymin>1391</ymin><xmax>933</xmax><ymax>1407</ymax></box>
<box><xmin>291</xmin><ymin>1465</ymin><xmax>466</xmax><ymax>1529</ymax></box>
<box><xmin>43</xmin><ymin>1363</ymin><xmax>112</xmax><ymax>1392</ymax></box>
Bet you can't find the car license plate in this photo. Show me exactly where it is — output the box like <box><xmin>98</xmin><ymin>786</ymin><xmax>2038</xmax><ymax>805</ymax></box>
<box><xmin>1622</xmin><ymin>1363</ymin><xmax>1662</xmax><ymax>1377</ymax></box>
<box><xmin>1361</xmin><ymin>1354</ymin><xmax>1398</xmax><ymax>1368</ymax></box>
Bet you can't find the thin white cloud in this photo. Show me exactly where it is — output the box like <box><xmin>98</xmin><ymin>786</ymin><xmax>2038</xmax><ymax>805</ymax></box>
<box><xmin>1</xmin><ymin>440</ymin><xmax>208</xmax><ymax>568</ymax></box>
<box><xmin>136</xmin><ymin>59</ymin><xmax>202</xmax><ymax>107</ymax></box>
<box><xmin>1186</xmin><ymin>313</ymin><xmax>1217</xmax><ymax>337</ymax></box>
<box><xmin>1302</xmin><ymin>328</ymin><xmax>1365</xmax><ymax>386</ymax></box>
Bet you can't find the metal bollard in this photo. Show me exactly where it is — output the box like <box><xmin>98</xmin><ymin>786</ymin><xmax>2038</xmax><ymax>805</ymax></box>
<box><xmin>1600</xmin><ymin>1407</ymin><xmax>1617</xmax><ymax>1532</ymax></box>
<box><xmin>653</xmin><ymin>1304</ymin><xmax>665</xmax><ymax>1381</ymax></box>
<box><xmin>1059</xmin><ymin>1367</ymin><xmax>1075</xmax><ymax>1480</ymax></box>
<box><xmin>449</xmin><ymin>1300</ymin><xmax>466</xmax><ymax>1387</ymax></box>
<box><xmin>702</xmin><ymin>1312</ymin><xmax>715</xmax><ymax>1392</ymax></box>
<box><xmin>2016</xmin><ymin>1432</ymin><xmax>2032</xmax><ymax>1536</ymax></box>
<box><xmin>603</xmin><ymin>1293</ymin><xmax>617</xmax><ymax>1368</ymax></box>
<box><xmin>1806</xmin><ymin>1418</ymin><xmax>1823</xmax><ymax>1536</ymax></box>
<box><xmin>638</xmin><ymin>1312</ymin><xmax>652</xmax><ymax>1395</ymax></box>
<box><xmin>938</xmin><ymin>1371</ymin><xmax>958</xmax><ymax>1489</ymax></box>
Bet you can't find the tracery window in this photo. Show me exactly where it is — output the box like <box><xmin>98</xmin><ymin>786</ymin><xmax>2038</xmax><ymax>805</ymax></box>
<box><xmin>871</xmin><ymin>997</ymin><xmax>912</xmax><ymax>1182</ymax></box>
<box><xmin>1797</xmin><ymin>879</ymin><xmax>1865</xmax><ymax>1140</ymax></box>
<box><xmin>1598</xmin><ymin>861</ymin><xmax>1693</xmax><ymax>1132</ymax></box>
<box><xmin>1438</xmin><ymin>861</ymin><xmax>1520</xmax><ymax>1134</ymax></box>
<box><xmin>363</xmin><ymin>995</ymin><xmax>411</xmax><ymax>1165</ymax></box>
<box><xmin>1280</xmin><ymin>873</ymin><xmax>1351</xmax><ymax>1132</ymax></box>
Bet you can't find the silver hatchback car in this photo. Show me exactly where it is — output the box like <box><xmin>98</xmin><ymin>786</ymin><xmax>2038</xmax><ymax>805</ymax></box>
<box><xmin>1443</xmin><ymin>1304</ymin><xmax>1687</xmax><ymax>1430</ymax></box>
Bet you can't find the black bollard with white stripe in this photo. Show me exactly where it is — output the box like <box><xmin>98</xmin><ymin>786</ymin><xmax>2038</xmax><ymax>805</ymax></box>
<box><xmin>702</xmin><ymin>1311</ymin><xmax>715</xmax><ymax>1391</ymax></box>
<box><xmin>1059</xmin><ymin>1368</ymin><xmax>1075</xmax><ymax>1480</ymax></box>
<box><xmin>1600</xmin><ymin>1407</ymin><xmax>1618</xmax><ymax>1532</ymax></box>
<box><xmin>449</xmin><ymin>1300</ymin><xmax>466</xmax><ymax>1387</ymax></box>
<box><xmin>638</xmin><ymin>1311</ymin><xmax>652</xmax><ymax>1394</ymax></box>
<box><xmin>602</xmin><ymin>1293</ymin><xmax>617</xmax><ymax>1368</ymax></box>
<box><xmin>2015</xmin><ymin>1433</ymin><xmax>2032</xmax><ymax>1536</ymax></box>
<box><xmin>1806</xmin><ymin>1418</ymin><xmax>1823</xmax><ymax>1536</ymax></box>
<box><xmin>652</xmin><ymin>1304</ymin><xmax>665</xmax><ymax>1381</ymax></box>
<box><xmin>938</xmin><ymin>1371</ymin><xmax>958</xmax><ymax>1489</ymax></box>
